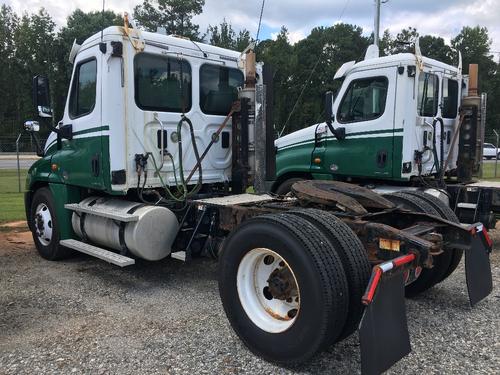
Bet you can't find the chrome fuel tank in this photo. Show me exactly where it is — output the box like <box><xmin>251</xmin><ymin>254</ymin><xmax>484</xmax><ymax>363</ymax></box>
<box><xmin>72</xmin><ymin>197</ymin><xmax>179</xmax><ymax>261</ymax></box>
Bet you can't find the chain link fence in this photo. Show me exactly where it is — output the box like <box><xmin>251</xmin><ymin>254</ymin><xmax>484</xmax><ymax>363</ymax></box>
<box><xmin>0</xmin><ymin>135</ymin><xmax>48</xmax><ymax>153</ymax></box>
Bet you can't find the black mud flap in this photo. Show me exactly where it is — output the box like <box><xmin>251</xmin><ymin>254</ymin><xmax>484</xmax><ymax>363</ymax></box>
<box><xmin>465</xmin><ymin>226</ymin><xmax>493</xmax><ymax>306</ymax></box>
<box><xmin>359</xmin><ymin>271</ymin><xmax>411</xmax><ymax>375</ymax></box>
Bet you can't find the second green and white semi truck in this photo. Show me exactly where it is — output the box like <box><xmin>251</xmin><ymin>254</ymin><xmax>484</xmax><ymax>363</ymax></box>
<box><xmin>273</xmin><ymin>45</ymin><xmax>500</xmax><ymax>229</ymax></box>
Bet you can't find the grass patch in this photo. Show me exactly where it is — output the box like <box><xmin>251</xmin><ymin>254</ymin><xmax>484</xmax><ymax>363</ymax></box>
<box><xmin>481</xmin><ymin>162</ymin><xmax>500</xmax><ymax>181</ymax></box>
<box><xmin>0</xmin><ymin>169</ymin><xmax>27</xmax><ymax>223</ymax></box>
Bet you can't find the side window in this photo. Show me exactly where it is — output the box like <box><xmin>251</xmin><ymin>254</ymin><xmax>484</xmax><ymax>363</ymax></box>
<box><xmin>134</xmin><ymin>53</ymin><xmax>192</xmax><ymax>112</ymax></box>
<box><xmin>417</xmin><ymin>72</ymin><xmax>439</xmax><ymax>117</ymax></box>
<box><xmin>442</xmin><ymin>78</ymin><xmax>458</xmax><ymax>119</ymax></box>
<box><xmin>69</xmin><ymin>59</ymin><xmax>97</xmax><ymax>118</ymax></box>
<box><xmin>200</xmin><ymin>64</ymin><xmax>243</xmax><ymax>115</ymax></box>
<box><xmin>337</xmin><ymin>76</ymin><xmax>388</xmax><ymax>123</ymax></box>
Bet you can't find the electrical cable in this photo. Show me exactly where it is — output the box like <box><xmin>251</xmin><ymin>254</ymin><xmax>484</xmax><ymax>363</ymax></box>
<box><xmin>278</xmin><ymin>0</ymin><xmax>352</xmax><ymax>137</ymax></box>
<box><xmin>255</xmin><ymin>0</ymin><xmax>266</xmax><ymax>44</ymax></box>
<box><xmin>278</xmin><ymin>56</ymin><xmax>322</xmax><ymax>137</ymax></box>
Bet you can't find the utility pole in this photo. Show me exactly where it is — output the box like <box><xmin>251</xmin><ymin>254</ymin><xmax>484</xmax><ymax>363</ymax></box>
<box><xmin>374</xmin><ymin>0</ymin><xmax>388</xmax><ymax>48</ymax></box>
<box><xmin>374</xmin><ymin>0</ymin><xmax>381</xmax><ymax>47</ymax></box>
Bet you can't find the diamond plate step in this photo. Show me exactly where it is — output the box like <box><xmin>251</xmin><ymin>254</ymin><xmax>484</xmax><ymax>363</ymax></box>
<box><xmin>64</xmin><ymin>204</ymin><xmax>139</xmax><ymax>222</ymax></box>
<box><xmin>60</xmin><ymin>239</ymin><xmax>135</xmax><ymax>267</ymax></box>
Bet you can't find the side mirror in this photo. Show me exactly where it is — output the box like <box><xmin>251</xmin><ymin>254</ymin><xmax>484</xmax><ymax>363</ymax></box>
<box><xmin>325</xmin><ymin>91</ymin><xmax>334</xmax><ymax>125</ymax></box>
<box><xmin>24</xmin><ymin>121</ymin><xmax>40</xmax><ymax>132</ymax></box>
<box><xmin>32</xmin><ymin>75</ymin><xmax>53</xmax><ymax>118</ymax></box>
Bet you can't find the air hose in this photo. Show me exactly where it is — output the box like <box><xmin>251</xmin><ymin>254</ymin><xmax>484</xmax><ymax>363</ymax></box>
<box><xmin>137</xmin><ymin>115</ymin><xmax>204</xmax><ymax>206</ymax></box>
<box><xmin>176</xmin><ymin>115</ymin><xmax>203</xmax><ymax>197</ymax></box>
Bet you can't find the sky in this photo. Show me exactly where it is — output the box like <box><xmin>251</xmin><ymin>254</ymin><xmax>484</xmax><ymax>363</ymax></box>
<box><xmin>3</xmin><ymin>0</ymin><xmax>500</xmax><ymax>59</ymax></box>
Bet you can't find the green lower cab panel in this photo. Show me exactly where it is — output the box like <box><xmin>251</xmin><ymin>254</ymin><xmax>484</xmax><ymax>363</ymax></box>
<box><xmin>276</xmin><ymin>135</ymin><xmax>404</xmax><ymax>182</ymax></box>
<box><xmin>49</xmin><ymin>135</ymin><xmax>110</xmax><ymax>191</ymax></box>
<box><xmin>48</xmin><ymin>183</ymin><xmax>84</xmax><ymax>240</ymax></box>
<box><xmin>276</xmin><ymin>142</ymin><xmax>315</xmax><ymax>177</ymax></box>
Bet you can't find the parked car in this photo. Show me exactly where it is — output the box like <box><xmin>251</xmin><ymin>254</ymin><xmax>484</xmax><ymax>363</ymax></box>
<box><xmin>483</xmin><ymin>143</ymin><xmax>498</xmax><ymax>159</ymax></box>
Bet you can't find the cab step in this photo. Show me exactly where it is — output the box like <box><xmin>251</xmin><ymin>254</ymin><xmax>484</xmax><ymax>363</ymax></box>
<box><xmin>60</xmin><ymin>239</ymin><xmax>135</xmax><ymax>267</ymax></box>
<box><xmin>171</xmin><ymin>251</ymin><xmax>187</xmax><ymax>261</ymax></box>
<box><xmin>64</xmin><ymin>203</ymin><xmax>139</xmax><ymax>222</ymax></box>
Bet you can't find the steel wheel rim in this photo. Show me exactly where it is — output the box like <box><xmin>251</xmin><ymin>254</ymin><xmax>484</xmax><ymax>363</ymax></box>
<box><xmin>34</xmin><ymin>203</ymin><xmax>53</xmax><ymax>246</ymax></box>
<box><xmin>237</xmin><ymin>248</ymin><xmax>300</xmax><ymax>333</ymax></box>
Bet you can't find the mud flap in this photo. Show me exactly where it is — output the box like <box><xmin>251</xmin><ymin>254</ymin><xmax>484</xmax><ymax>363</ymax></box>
<box><xmin>465</xmin><ymin>226</ymin><xmax>493</xmax><ymax>306</ymax></box>
<box><xmin>359</xmin><ymin>271</ymin><xmax>411</xmax><ymax>375</ymax></box>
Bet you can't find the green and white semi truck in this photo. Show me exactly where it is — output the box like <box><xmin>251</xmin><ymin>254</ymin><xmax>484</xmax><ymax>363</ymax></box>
<box><xmin>22</xmin><ymin>17</ymin><xmax>493</xmax><ymax>374</ymax></box>
<box><xmin>273</xmin><ymin>46</ymin><xmax>500</xmax><ymax>229</ymax></box>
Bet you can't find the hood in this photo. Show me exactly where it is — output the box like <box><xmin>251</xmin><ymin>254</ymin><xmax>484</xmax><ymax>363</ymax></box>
<box><xmin>275</xmin><ymin>123</ymin><xmax>325</xmax><ymax>150</ymax></box>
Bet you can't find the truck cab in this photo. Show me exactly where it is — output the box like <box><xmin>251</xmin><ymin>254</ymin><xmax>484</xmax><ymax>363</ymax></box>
<box><xmin>25</xmin><ymin>25</ymin><xmax>251</xmax><ymax>243</ymax></box>
<box><xmin>274</xmin><ymin>50</ymin><xmax>467</xmax><ymax>192</ymax></box>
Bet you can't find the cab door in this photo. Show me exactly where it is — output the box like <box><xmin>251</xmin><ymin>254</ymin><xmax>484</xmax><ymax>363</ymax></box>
<box><xmin>318</xmin><ymin>67</ymin><xmax>397</xmax><ymax>179</ymax></box>
<box><xmin>52</xmin><ymin>45</ymin><xmax>104</xmax><ymax>189</ymax></box>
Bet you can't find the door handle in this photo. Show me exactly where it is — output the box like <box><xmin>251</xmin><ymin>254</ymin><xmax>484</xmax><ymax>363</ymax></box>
<box><xmin>91</xmin><ymin>154</ymin><xmax>100</xmax><ymax>177</ymax></box>
<box><xmin>376</xmin><ymin>150</ymin><xmax>388</xmax><ymax>168</ymax></box>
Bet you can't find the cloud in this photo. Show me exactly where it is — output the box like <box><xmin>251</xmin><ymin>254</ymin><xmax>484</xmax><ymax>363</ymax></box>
<box><xmin>3</xmin><ymin>0</ymin><xmax>500</xmax><ymax>54</ymax></box>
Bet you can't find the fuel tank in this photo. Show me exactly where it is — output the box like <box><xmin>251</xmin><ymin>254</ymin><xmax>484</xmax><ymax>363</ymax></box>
<box><xmin>72</xmin><ymin>197</ymin><xmax>179</xmax><ymax>261</ymax></box>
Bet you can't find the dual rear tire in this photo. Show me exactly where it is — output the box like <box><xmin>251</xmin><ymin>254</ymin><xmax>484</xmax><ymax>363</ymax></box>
<box><xmin>218</xmin><ymin>210</ymin><xmax>370</xmax><ymax>365</ymax></box>
<box><xmin>383</xmin><ymin>191</ymin><xmax>462</xmax><ymax>297</ymax></box>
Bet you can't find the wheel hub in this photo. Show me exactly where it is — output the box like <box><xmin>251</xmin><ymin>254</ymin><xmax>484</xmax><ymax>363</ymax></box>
<box><xmin>237</xmin><ymin>248</ymin><xmax>301</xmax><ymax>333</ymax></box>
<box><xmin>34</xmin><ymin>203</ymin><xmax>53</xmax><ymax>246</ymax></box>
<box><xmin>267</xmin><ymin>267</ymin><xmax>297</xmax><ymax>300</ymax></box>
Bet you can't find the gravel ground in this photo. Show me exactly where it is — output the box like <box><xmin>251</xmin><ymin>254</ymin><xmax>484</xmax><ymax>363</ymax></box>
<box><xmin>0</xmin><ymin>224</ymin><xmax>498</xmax><ymax>374</ymax></box>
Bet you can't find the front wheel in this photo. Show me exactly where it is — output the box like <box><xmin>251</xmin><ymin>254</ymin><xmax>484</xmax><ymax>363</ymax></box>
<box><xmin>274</xmin><ymin>177</ymin><xmax>305</xmax><ymax>196</ymax></box>
<box><xmin>218</xmin><ymin>213</ymin><xmax>349</xmax><ymax>365</ymax></box>
<box><xmin>30</xmin><ymin>187</ymin><xmax>71</xmax><ymax>260</ymax></box>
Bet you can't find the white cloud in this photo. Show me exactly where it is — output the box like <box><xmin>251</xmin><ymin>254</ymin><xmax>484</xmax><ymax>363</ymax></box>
<box><xmin>3</xmin><ymin>0</ymin><xmax>500</xmax><ymax>54</ymax></box>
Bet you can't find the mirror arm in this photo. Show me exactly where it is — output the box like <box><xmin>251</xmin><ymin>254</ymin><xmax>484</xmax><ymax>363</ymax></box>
<box><xmin>28</xmin><ymin>131</ymin><xmax>44</xmax><ymax>157</ymax></box>
<box><xmin>325</xmin><ymin>91</ymin><xmax>346</xmax><ymax>141</ymax></box>
<box><xmin>326</xmin><ymin>117</ymin><xmax>346</xmax><ymax>141</ymax></box>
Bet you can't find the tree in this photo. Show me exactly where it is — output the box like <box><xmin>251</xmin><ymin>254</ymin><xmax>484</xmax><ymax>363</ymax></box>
<box><xmin>282</xmin><ymin>23</ymin><xmax>369</xmax><ymax>133</ymax></box>
<box><xmin>258</xmin><ymin>27</ymin><xmax>297</xmax><ymax>134</ymax></box>
<box><xmin>133</xmin><ymin>0</ymin><xmax>204</xmax><ymax>40</ymax></box>
<box><xmin>0</xmin><ymin>5</ymin><xmax>19</xmax><ymax>129</ymax></box>
<box><xmin>11</xmin><ymin>8</ymin><xmax>57</xmax><ymax>132</ymax></box>
<box><xmin>381</xmin><ymin>27</ymin><xmax>419</xmax><ymax>55</ymax></box>
<box><xmin>452</xmin><ymin>26</ymin><xmax>497</xmax><ymax>133</ymax></box>
<box><xmin>204</xmin><ymin>19</ymin><xmax>252</xmax><ymax>51</ymax></box>
<box><xmin>419</xmin><ymin>35</ymin><xmax>453</xmax><ymax>64</ymax></box>
<box><xmin>451</xmin><ymin>26</ymin><xmax>495</xmax><ymax>75</ymax></box>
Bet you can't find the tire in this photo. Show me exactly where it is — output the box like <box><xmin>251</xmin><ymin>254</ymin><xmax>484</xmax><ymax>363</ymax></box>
<box><xmin>286</xmin><ymin>209</ymin><xmax>371</xmax><ymax>341</ymax></box>
<box><xmin>275</xmin><ymin>177</ymin><xmax>305</xmax><ymax>196</ymax></box>
<box><xmin>218</xmin><ymin>213</ymin><xmax>349</xmax><ymax>365</ymax></box>
<box><xmin>383</xmin><ymin>192</ymin><xmax>453</xmax><ymax>297</ymax></box>
<box><xmin>30</xmin><ymin>187</ymin><xmax>72</xmax><ymax>260</ymax></box>
<box><xmin>401</xmin><ymin>190</ymin><xmax>463</xmax><ymax>282</ymax></box>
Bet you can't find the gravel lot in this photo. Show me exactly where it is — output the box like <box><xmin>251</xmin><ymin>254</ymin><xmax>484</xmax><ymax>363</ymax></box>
<box><xmin>0</xmin><ymin>223</ymin><xmax>498</xmax><ymax>374</ymax></box>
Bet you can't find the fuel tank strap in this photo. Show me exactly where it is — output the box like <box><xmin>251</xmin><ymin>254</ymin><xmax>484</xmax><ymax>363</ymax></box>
<box><xmin>118</xmin><ymin>203</ymin><xmax>145</xmax><ymax>255</ymax></box>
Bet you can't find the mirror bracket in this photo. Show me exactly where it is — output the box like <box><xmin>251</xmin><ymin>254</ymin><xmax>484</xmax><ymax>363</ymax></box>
<box><xmin>325</xmin><ymin>91</ymin><xmax>345</xmax><ymax>141</ymax></box>
<box><xmin>58</xmin><ymin>124</ymin><xmax>73</xmax><ymax>141</ymax></box>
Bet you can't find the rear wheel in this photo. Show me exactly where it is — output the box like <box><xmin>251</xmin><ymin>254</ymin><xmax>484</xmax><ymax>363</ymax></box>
<box><xmin>401</xmin><ymin>190</ymin><xmax>462</xmax><ymax>282</ymax></box>
<box><xmin>30</xmin><ymin>187</ymin><xmax>71</xmax><ymax>260</ymax></box>
<box><xmin>274</xmin><ymin>177</ymin><xmax>305</xmax><ymax>196</ymax></box>
<box><xmin>383</xmin><ymin>192</ymin><xmax>453</xmax><ymax>297</ymax></box>
<box><xmin>218</xmin><ymin>213</ymin><xmax>349</xmax><ymax>364</ymax></box>
<box><xmin>286</xmin><ymin>209</ymin><xmax>371</xmax><ymax>341</ymax></box>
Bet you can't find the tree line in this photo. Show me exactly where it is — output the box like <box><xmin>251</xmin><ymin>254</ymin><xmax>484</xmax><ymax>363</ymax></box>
<box><xmin>0</xmin><ymin>0</ymin><xmax>499</xmax><ymax>141</ymax></box>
